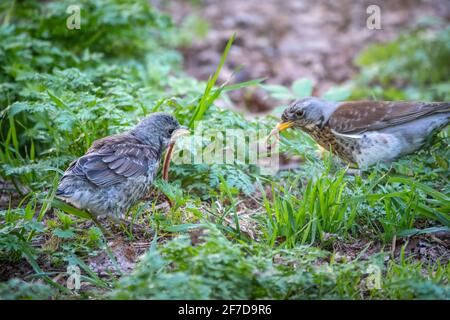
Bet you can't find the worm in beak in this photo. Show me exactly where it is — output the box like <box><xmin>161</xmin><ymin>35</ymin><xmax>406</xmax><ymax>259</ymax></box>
<box><xmin>265</xmin><ymin>121</ymin><xmax>294</xmax><ymax>146</ymax></box>
<box><xmin>162</xmin><ymin>126</ymin><xmax>190</xmax><ymax>181</ymax></box>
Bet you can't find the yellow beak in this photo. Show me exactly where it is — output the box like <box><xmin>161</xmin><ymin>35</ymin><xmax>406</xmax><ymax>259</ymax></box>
<box><xmin>276</xmin><ymin>121</ymin><xmax>294</xmax><ymax>132</ymax></box>
<box><xmin>266</xmin><ymin>121</ymin><xmax>294</xmax><ymax>144</ymax></box>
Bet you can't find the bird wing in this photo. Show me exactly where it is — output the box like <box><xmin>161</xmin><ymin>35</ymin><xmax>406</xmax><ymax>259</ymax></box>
<box><xmin>328</xmin><ymin>101</ymin><xmax>450</xmax><ymax>135</ymax></box>
<box><xmin>64</xmin><ymin>134</ymin><xmax>159</xmax><ymax>187</ymax></box>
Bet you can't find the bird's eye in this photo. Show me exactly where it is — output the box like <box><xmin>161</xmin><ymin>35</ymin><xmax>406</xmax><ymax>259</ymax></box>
<box><xmin>296</xmin><ymin>109</ymin><xmax>304</xmax><ymax>117</ymax></box>
<box><xmin>168</xmin><ymin>128</ymin><xmax>175</xmax><ymax>135</ymax></box>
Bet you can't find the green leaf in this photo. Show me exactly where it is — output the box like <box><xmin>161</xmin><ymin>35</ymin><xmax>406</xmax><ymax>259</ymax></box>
<box><xmin>397</xmin><ymin>226</ymin><xmax>450</xmax><ymax>237</ymax></box>
<box><xmin>323</xmin><ymin>85</ymin><xmax>352</xmax><ymax>101</ymax></box>
<box><xmin>164</xmin><ymin>223</ymin><xmax>207</xmax><ymax>233</ymax></box>
<box><xmin>271</xmin><ymin>105</ymin><xmax>288</xmax><ymax>118</ymax></box>
<box><xmin>291</xmin><ymin>78</ymin><xmax>313</xmax><ymax>98</ymax></box>
<box><xmin>7</xmin><ymin>102</ymin><xmax>31</xmax><ymax>116</ymax></box>
<box><xmin>261</xmin><ymin>84</ymin><xmax>294</xmax><ymax>100</ymax></box>
<box><xmin>47</xmin><ymin>90</ymin><xmax>71</xmax><ymax>110</ymax></box>
<box><xmin>189</xmin><ymin>34</ymin><xmax>235</xmax><ymax>127</ymax></box>
<box><xmin>389</xmin><ymin>177</ymin><xmax>449</xmax><ymax>203</ymax></box>
<box><xmin>219</xmin><ymin>78</ymin><xmax>266</xmax><ymax>93</ymax></box>
<box><xmin>53</xmin><ymin>228</ymin><xmax>75</xmax><ymax>239</ymax></box>
<box><xmin>50</xmin><ymin>198</ymin><xmax>92</xmax><ymax>220</ymax></box>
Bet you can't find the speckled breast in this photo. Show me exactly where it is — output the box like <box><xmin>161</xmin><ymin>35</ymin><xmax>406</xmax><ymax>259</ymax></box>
<box><xmin>306</xmin><ymin>125</ymin><xmax>357</xmax><ymax>165</ymax></box>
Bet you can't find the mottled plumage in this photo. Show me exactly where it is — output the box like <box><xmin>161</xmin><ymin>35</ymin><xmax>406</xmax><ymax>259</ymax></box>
<box><xmin>56</xmin><ymin>113</ymin><xmax>183</xmax><ymax>217</ymax></box>
<box><xmin>278</xmin><ymin>97</ymin><xmax>450</xmax><ymax>167</ymax></box>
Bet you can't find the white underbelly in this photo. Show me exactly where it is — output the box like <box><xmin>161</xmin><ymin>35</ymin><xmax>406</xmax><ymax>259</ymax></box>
<box><xmin>352</xmin><ymin>132</ymin><xmax>403</xmax><ymax>167</ymax></box>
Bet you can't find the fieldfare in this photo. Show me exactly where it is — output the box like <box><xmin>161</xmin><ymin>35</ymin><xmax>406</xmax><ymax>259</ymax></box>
<box><xmin>270</xmin><ymin>97</ymin><xmax>450</xmax><ymax>168</ymax></box>
<box><xmin>56</xmin><ymin>112</ymin><xmax>189</xmax><ymax>218</ymax></box>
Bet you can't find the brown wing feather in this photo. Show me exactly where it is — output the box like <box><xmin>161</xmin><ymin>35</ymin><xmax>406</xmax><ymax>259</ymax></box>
<box><xmin>328</xmin><ymin>101</ymin><xmax>450</xmax><ymax>134</ymax></box>
<box><xmin>87</xmin><ymin>133</ymin><xmax>141</xmax><ymax>153</ymax></box>
<box><xmin>65</xmin><ymin>133</ymin><xmax>159</xmax><ymax>187</ymax></box>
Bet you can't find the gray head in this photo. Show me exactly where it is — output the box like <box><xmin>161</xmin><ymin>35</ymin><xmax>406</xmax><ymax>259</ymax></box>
<box><xmin>131</xmin><ymin>112</ymin><xmax>185</xmax><ymax>149</ymax></box>
<box><xmin>281</xmin><ymin>97</ymin><xmax>338</xmax><ymax>131</ymax></box>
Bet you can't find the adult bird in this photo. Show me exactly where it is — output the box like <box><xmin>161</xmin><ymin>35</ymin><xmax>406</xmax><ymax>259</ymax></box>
<box><xmin>56</xmin><ymin>112</ymin><xmax>189</xmax><ymax>218</ymax></box>
<box><xmin>270</xmin><ymin>97</ymin><xmax>450</xmax><ymax>168</ymax></box>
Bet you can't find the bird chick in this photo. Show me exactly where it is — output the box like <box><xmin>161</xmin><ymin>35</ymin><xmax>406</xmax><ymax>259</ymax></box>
<box><xmin>56</xmin><ymin>112</ymin><xmax>189</xmax><ymax>218</ymax></box>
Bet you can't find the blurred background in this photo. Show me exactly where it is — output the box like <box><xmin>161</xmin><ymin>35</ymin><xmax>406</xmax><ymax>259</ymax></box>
<box><xmin>153</xmin><ymin>0</ymin><xmax>450</xmax><ymax>112</ymax></box>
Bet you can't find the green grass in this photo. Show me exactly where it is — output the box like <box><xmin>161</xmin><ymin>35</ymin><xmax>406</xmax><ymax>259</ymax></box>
<box><xmin>111</xmin><ymin>226</ymin><xmax>449</xmax><ymax>300</ymax></box>
<box><xmin>0</xmin><ymin>0</ymin><xmax>449</xmax><ymax>300</ymax></box>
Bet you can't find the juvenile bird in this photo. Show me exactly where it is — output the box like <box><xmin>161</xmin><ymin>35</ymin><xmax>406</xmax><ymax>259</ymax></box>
<box><xmin>271</xmin><ymin>97</ymin><xmax>450</xmax><ymax>168</ymax></box>
<box><xmin>56</xmin><ymin>113</ymin><xmax>189</xmax><ymax>218</ymax></box>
